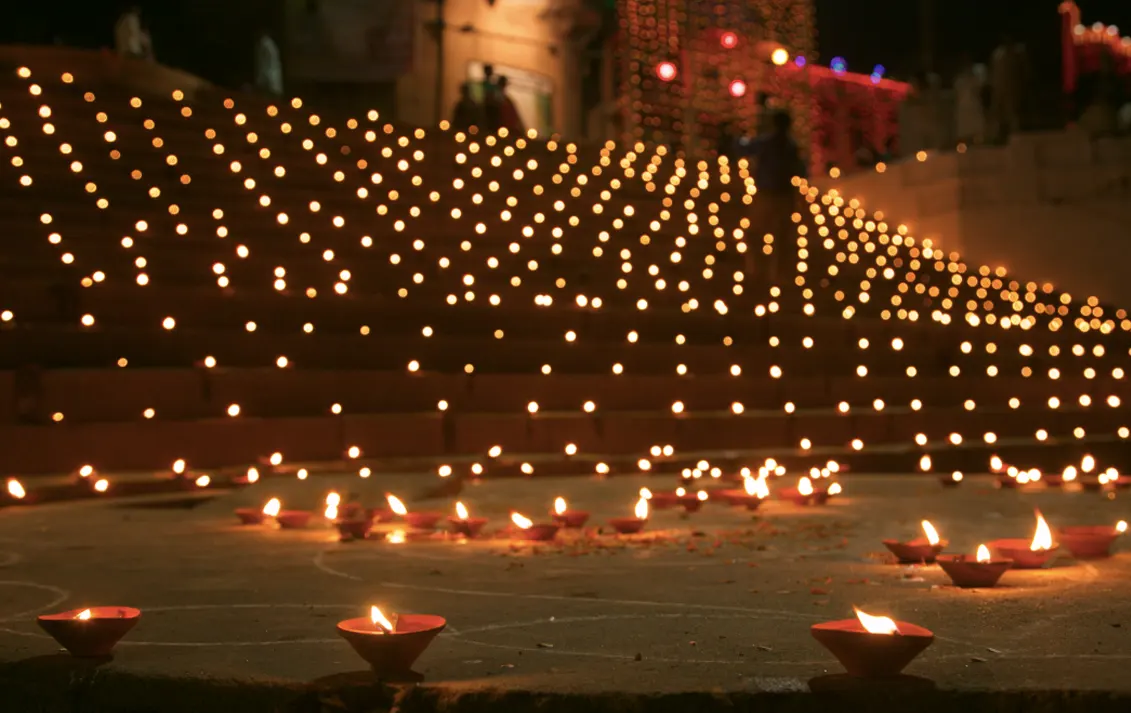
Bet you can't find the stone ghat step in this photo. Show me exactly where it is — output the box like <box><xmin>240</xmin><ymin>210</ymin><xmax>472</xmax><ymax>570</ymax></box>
<box><xmin>6</xmin><ymin>369</ymin><xmax>1113</xmax><ymax>424</ymax></box>
<box><xmin>0</xmin><ymin>406</ymin><xmax>1122</xmax><ymax>475</ymax></box>
<box><xmin>0</xmin><ymin>326</ymin><xmax>1092</xmax><ymax>376</ymax></box>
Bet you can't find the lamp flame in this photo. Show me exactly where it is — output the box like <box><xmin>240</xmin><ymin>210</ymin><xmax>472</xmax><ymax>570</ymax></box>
<box><xmin>194</xmin><ymin>475</ymin><xmax>211</xmax><ymax>488</ymax></box>
<box><xmin>455</xmin><ymin>501</ymin><xmax>469</xmax><ymax>520</ymax></box>
<box><xmin>639</xmin><ymin>487</ymin><xmax>652</xmax><ymax>500</ymax></box>
<box><xmin>798</xmin><ymin>476</ymin><xmax>814</xmax><ymax>496</ymax></box>
<box><xmin>1117</xmin><ymin>520</ymin><xmax>1127</xmax><ymax>534</ymax></box>
<box><xmin>387</xmin><ymin>529</ymin><xmax>406</xmax><ymax>544</ymax></box>
<box><xmin>743</xmin><ymin>476</ymin><xmax>757</xmax><ymax>496</ymax></box>
<box><xmin>827</xmin><ymin>482</ymin><xmax>842</xmax><ymax>496</ymax></box>
<box><xmin>675</xmin><ymin>486</ymin><xmax>686</xmax><ymax>497</ymax></box>
<box><xmin>1030</xmin><ymin>511</ymin><xmax>1053</xmax><ymax>551</ymax></box>
<box><xmin>697</xmin><ymin>490</ymin><xmax>708</xmax><ymax>501</ymax></box>
<box><xmin>854</xmin><ymin>607</ymin><xmax>899</xmax><ymax>635</ymax></box>
<box><xmin>386</xmin><ymin>494</ymin><xmax>408</xmax><ymax>516</ymax></box>
<box><xmin>921</xmin><ymin>520</ymin><xmax>940</xmax><ymax>546</ymax></box>
<box><xmin>326</xmin><ymin>492</ymin><xmax>341</xmax><ymax>507</ymax></box>
<box><xmin>553</xmin><ymin>497</ymin><xmax>567</xmax><ymax>515</ymax></box>
<box><xmin>976</xmin><ymin>544</ymin><xmax>991</xmax><ymax>563</ymax></box>
<box><xmin>634</xmin><ymin>497</ymin><xmax>649</xmax><ymax>520</ymax></box>
<box><xmin>324</xmin><ymin>504</ymin><xmax>338</xmax><ymax>520</ymax></box>
<box><xmin>75</xmin><ymin>609</ymin><xmax>93</xmax><ymax>620</ymax></box>
<box><xmin>6</xmin><ymin>478</ymin><xmax>26</xmax><ymax>499</ymax></box>
<box><xmin>370</xmin><ymin>606</ymin><xmax>395</xmax><ymax>633</ymax></box>
<box><xmin>263</xmin><ymin>498</ymin><xmax>281</xmax><ymax>517</ymax></box>
<box><xmin>246</xmin><ymin>467</ymin><xmax>259</xmax><ymax>483</ymax></box>
<box><xmin>511</xmin><ymin>512</ymin><xmax>533</xmax><ymax>529</ymax></box>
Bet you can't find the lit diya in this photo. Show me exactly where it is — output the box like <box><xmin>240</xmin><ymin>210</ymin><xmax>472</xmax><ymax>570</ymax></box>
<box><xmin>550</xmin><ymin>496</ymin><xmax>590</xmax><ymax>528</ymax></box>
<box><xmin>447</xmin><ymin>501</ymin><xmax>488</xmax><ymax>537</ymax></box>
<box><xmin>813</xmin><ymin>480</ymin><xmax>842</xmax><ymax>504</ymax></box>
<box><xmin>716</xmin><ymin>475</ymin><xmax>770</xmax><ymax>509</ymax></box>
<box><xmin>937</xmin><ymin>544</ymin><xmax>1013</xmax><ymax>588</ymax></box>
<box><xmin>883</xmin><ymin>520</ymin><xmax>947</xmax><ymax>564</ymax></box>
<box><xmin>331</xmin><ymin>494</ymin><xmax>374</xmax><ymax>540</ymax></box>
<box><xmin>37</xmin><ymin>607</ymin><xmax>141</xmax><ymax>658</ymax></box>
<box><xmin>608</xmin><ymin>496</ymin><xmax>649</xmax><ymax>534</ymax></box>
<box><xmin>387</xmin><ymin>493</ymin><xmax>443</xmax><ymax>530</ymax></box>
<box><xmin>811</xmin><ymin>607</ymin><xmax>934</xmax><ymax>678</ymax></box>
<box><xmin>235</xmin><ymin>498</ymin><xmax>272</xmax><ymax>525</ymax></box>
<box><xmin>644</xmin><ymin>487</ymin><xmax>679</xmax><ymax>510</ymax></box>
<box><xmin>510</xmin><ymin>511</ymin><xmax>559</xmax><ymax>541</ymax></box>
<box><xmin>1057</xmin><ymin>520</ymin><xmax>1127</xmax><ymax>559</ymax></box>
<box><xmin>780</xmin><ymin>476</ymin><xmax>818</xmax><ymax>506</ymax></box>
<box><xmin>677</xmin><ymin>488</ymin><xmax>709</xmax><ymax>512</ymax></box>
<box><xmin>939</xmin><ymin>471</ymin><xmax>964</xmax><ymax>488</ymax></box>
<box><xmin>988</xmin><ymin>511</ymin><xmax>1059</xmax><ymax>568</ymax></box>
<box><xmin>265</xmin><ymin>497</ymin><xmax>312</xmax><ymax>529</ymax></box>
<box><xmin>337</xmin><ymin>605</ymin><xmax>446</xmax><ymax>680</ymax></box>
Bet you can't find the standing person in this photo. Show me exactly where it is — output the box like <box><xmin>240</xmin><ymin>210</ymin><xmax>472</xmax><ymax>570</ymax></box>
<box><xmin>254</xmin><ymin>30</ymin><xmax>284</xmax><ymax>96</ymax></box>
<box><xmin>496</xmin><ymin>75</ymin><xmax>525</xmax><ymax>133</ymax></box>
<box><xmin>745</xmin><ymin>110</ymin><xmax>806</xmax><ymax>283</ymax></box>
<box><xmin>481</xmin><ymin>66</ymin><xmax>502</xmax><ymax>132</ymax></box>
<box><xmin>115</xmin><ymin>6</ymin><xmax>153</xmax><ymax>60</ymax></box>
<box><xmin>990</xmin><ymin>34</ymin><xmax>1028</xmax><ymax>142</ymax></box>
<box><xmin>954</xmin><ymin>54</ymin><xmax>986</xmax><ymax>145</ymax></box>
<box><xmin>451</xmin><ymin>82</ymin><xmax>482</xmax><ymax>130</ymax></box>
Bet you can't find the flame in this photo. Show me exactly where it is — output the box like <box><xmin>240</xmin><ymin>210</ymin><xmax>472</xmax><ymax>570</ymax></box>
<box><xmin>1117</xmin><ymin>520</ymin><xmax>1127</xmax><ymax>534</ymax></box>
<box><xmin>455</xmin><ymin>501</ymin><xmax>469</xmax><ymax>520</ymax></box>
<box><xmin>324</xmin><ymin>504</ymin><xmax>338</xmax><ymax>520</ymax></box>
<box><xmin>325</xmin><ymin>492</ymin><xmax>341</xmax><ymax>507</ymax></box>
<box><xmin>976</xmin><ymin>544</ymin><xmax>991</xmax><ymax>563</ymax></box>
<box><xmin>798</xmin><ymin>476</ymin><xmax>814</xmax><ymax>496</ymax></box>
<box><xmin>553</xmin><ymin>497</ymin><xmax>567</xmax><ymax>515</ymax></box>
<box><xmin>93</xmin><ymin>478</ymin><xmax>109</xmax><ymax>493</ymax></box>
<box><xmin>854</xmin><ymin>607</ymin><xmax>899</xmax><ymax>635</ymax></box>
<box><xmin>194</xmin><ymin>475</ymin><xmax>211</xmax><ymax>488</ymax></box>
<box><xmin>921</xmin><ymin>520</ymin><xmax>940</xmax><ymax>546</ymax></box>
<box><xmin>675</xmin><ymin>486</ymin><xmax>686</xmax><ymax>497</ymax></box>
<box><xmin>387</xmin><ymin>529</ymin><xmax>407</xmax><ymax>544</ymax></box>
<box><xmin>1062</xmin><ymin>466</ymin><xmax>1077</xmax><ymax>482</ymax></box>
<box><xmin>370</xmin><ymin>606</ymin><xmax>395</xmax><ymax>633</ymax></box>
<box><xmin>6</xmin><ymin>478</ymin><xmax>26</xmax><ymax>499</ymax></box>
<box><xmin>639</xmin><ymin>487</ymin><xmax>652</xmax><ymax>500</ymax></box>
<box><xmin>827</xmin><ymin>482</ymin><xmax>842</xmax><ymax>496</ymax></box>
<box><xmin>1030</xmin><ymin>511</ymin><xmax>1053</xmax><ymax>551</ymax></box>
<box><xmin>263</xmin><ymin>498</ymin><xmax>281</xmax><ymax>517</ymax></box>
<box><xmin>75</xmin><ymin>609</ymin><xmax>93</xmax><ymax>620</ymax></box>
<box><xmin>697</xmin><ymin>490</ymin><xmax>708</xmax><ymax>501</ymax></box>
<box><xmin>634</xmin><ymin>497</ymin><xmax>649</xmax><ymax>520</ymax></box>
<box><xmin>386</xmin><ymin>494</ymin><xmax>408</xmax><ymax>516</ymax></box>
<box><xmin>511</xmin><ymin>512</ymin><xmax>533</xmax><ymax>529</ymax></box>
<box><xmin>246</xmin><ymin>467</ymin><xmax>260</xmax><ymax>483</ymax></box>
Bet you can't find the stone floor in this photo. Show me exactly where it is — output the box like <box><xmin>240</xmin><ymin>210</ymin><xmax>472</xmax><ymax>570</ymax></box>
<box><xmin>1</xmin><ymin>473</ymin><xmax>1129</xmax><ymax>712</ymax></box>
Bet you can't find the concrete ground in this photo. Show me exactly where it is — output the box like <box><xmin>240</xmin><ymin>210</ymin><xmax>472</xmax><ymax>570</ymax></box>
<box><xmin>1</xmin><ymin>473</ymin><xmax>1130</xmax><ymax>712</ymax></box>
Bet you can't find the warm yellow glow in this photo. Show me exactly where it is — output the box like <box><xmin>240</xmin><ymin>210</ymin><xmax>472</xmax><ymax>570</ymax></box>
<box><xmin>976</xmin><ymin>544</ymin><xmax>991</xmax><ymax>563</ymax></box>
<box><xmin>75</xmin><ymin>609</ymin><xmax>93</xmax><ymax>621</ymax></box>
<box><xmin>639</xmin><ymin>487</ymin><xmax>652</xmax><ymax>499</ymax></box>
<box><xmin>194</xmin><ymin>475</ymin><xmax>210</xmax><ymax>488</ymax></box>
<box><xmin>921</xmin><ymin>520</ymin><xmax>940</xmax><ymax>545</ymax></box>
<box><xmin>386</xmin><ymin>494</ymin><xmax>408</xmax><ymax>516</ymax></box>
<box><xmin>827</xmin><ymin>482</ymin><xmax>842</xmax><ymax>496</ymax></box>
<box><xmin>1117</xmin><ymin>520</ymin><xmax>1128</xmax><ymax>534</ymax></box>
<box><xmin>1030</xmin><ymin>512</ymin><xmax>1053</xmax><ymax>551</ymax></box>
<box><xmin>455</xmin><ymin>501</ymin><xmax>469</xmax><ymax>520</ymax></box>
<box><xmin>697</xmin><ymin>490</ymin><xmax>709</xmax><ymax>501</ymax></box>
<box><xmin>6</xmin><ymin>478</ymin><xmax>26</xmax><ymax>499</ymax></box>
<box><xmin>854</xmin><ymin>607</ymin><xmax>899</xmax><ymax>635</ymax></box>
<box><xmin>263</xmin><ymin>498</ymin><xmax>281</xmax><ymax>517</ymax></box>
<box><xmin>370</xmin><ymin>606</ymin><xmax>395</xmax><ymax>633</ymax></box>
<box><xmin>554</xmin><ymin>497</ymin><xmax>567</xmax><ymax>515</ymax></box>
<box><xmin>798</xmin><ymin>476</ymin><xmax>813</xmax><ymax>496</ymax></box>
<box><xmin>511</xmin><ymin>512</ymin><xmax>533</xmax><ymax>529</ymax></box>
<box><xmin>770</xmin><ymin>47</ymin><xmax>790</xmax><ymax>66</ymax></box>
<box><xmin>324</xmin><ymin>504</ymin><xmax>338</xmax><ymax>520</ymax></box>
<box><xmin>634</xmin><ymin>496</ymin><xmax>649</xmax><ymax>520</ymax></box>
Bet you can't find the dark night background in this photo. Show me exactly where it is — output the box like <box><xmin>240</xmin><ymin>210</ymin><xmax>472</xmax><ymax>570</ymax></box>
<box><xmin>1</xmin><ymin>1</ymin><xmax>1130</xmax><ymax>90</ymax></box>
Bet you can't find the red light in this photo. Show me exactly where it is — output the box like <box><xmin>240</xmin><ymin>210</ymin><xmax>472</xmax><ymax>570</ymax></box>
<box><xmin>720</xmin><ymin>31</ymin><xmax>739</xmax><ymax>49</ymax></box>
<box><xmin>656</xmin><ymin>61</ymin><xmax>678</xmax><ymax>82</ymax></box>
<box><xmin>728</xmin><ymin>79</ymin><xmax>747</xmax><ymax>98</ymax></box>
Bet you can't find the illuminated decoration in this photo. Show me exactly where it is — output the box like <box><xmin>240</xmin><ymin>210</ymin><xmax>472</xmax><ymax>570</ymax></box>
<box><xmin>728</xmin><ymin>79</ymin><xmax>747</xmax><ymax>98</ymax></box>
<box><xmin>720</xmin><ymin>31</ymin><xmax>739</xmax><ymax>50</ymax></box>
<box><xmin>1060</xmin><ymin>2</ymin><xmax>1131</xmax><ymax>95</ymax></box>
<box><xmin>655</xmin><ymin>61</ymin><xmax>679</xmax><ymax>82</ymax></box>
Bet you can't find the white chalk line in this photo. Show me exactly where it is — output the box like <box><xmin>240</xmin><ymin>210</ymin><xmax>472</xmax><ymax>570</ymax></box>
<box><xmin>0</xmin><ymin>581</ymin><xmax>71</xmax><ymax>623</ymax></box>
<box><xmin>0</xmin><ymin>552</ymin><xmax>20</xmax><ymax>567</ymax></box>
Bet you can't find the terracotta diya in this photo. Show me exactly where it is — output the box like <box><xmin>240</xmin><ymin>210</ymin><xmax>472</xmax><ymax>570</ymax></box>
<box><xmin>939</xmin><ymin>472</ymin><xmax>963</xmax><ymax>488</ymax></box>
<box><xmin>234</xmin><ymin>505</ymin><xmax>266</xmax><ymax>525</ymax></box>
<box><xmin>608</xmin><ymin>496</ymin><xmax>649</xmax><ymax>534</ymax></box>
<box><xmin>883</xmin><ymin>520</ymin><xmax>947</xmax><ymax>563</ymax></box>
<box><xmin>811</xmin><ymin>607</ymin><xmax>934</xmax><ymax>678</ymax></box>
<box><xmin>677</xmin><ymin>488</ymin><xmax>708</xmax><ymax>512</ymax></box>
<box><xmin>386</xmin><ymin>493</ymin><xmax>442</xmax><ymax>530</ymax></box>
<box><xmin>988</xmin><ymin>511</ymin><xmax>1058</xmax><ymax>569</ymax></box>
<box><xmin>936</xmin><ymin>545</ymin><xmax>1013</xmax><ymax>588</ymax></box>
<box><xmin>645</xmin><ymin>490</ymin><xmax>680</xmax><ymax>510</ymax></box>
<box><xmin>337</xmin><ymin>606</ymin><xmax>445</xmax><ymax>679</ymax></box>
<box><xmin>37</xmin><ymin>607</ymin><xmax>141</xmax><ymax>658</ymax></box>
<box><xmin>276</xmin><ymin>509</ymin><xmax>312</xmax><ymax>529</ymax></box>
<box><xmin>447</xmin><ymin>501</ymin><xmax>488</xmax><ymax>537</ymax></box>
<box><xmin>510</xmin><ymin>512</ymin><xmax>559</xmax><ymax>541</ymax></box>
<box><xmin>550</xmin><ymin>497</ymin><xmax>590</xmax><ymax>528</ymax></box>
<box><xmin>779</xmin><ymin>476</ymin><xmax>818</xmax><ymax>506</ymax></box>
<box><xmin>1057</xmin><ymin>521</ymin><xmax>1126</xmax><ymax>559</ymax></box>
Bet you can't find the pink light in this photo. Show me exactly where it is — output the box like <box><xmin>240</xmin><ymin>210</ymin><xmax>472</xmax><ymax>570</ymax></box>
<box><xmin>728</xmin><ymin>79</ymin><xmax>747</xmax><ymax>98</ymax></box>
<box><xmin>720</xmin><ymin>31</ymin><xmax>739</xmax><ymax>50</ymax></box>
<box><xmin>656</xmin><ymin>61</ymin><xmax>678</xmax><ymax>82</ymax></box>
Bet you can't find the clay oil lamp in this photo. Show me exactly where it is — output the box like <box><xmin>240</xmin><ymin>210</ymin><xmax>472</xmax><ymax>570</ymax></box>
<box><xmin>937</xmin><ymin>544</ymin><xmax>1013</xmax><ymax>588</ymax></box>
<box><xmin>337</xmin><ymin>605</ymin><xmax>446</xmax><ymax>680</ymax></box>
<box><xmin>721</xmin><ymin>475</ymin><xmax>770</xmax><ymax>509</ymax></box>
<box><xmin>269</xmin><ymin>497</ymin><xmax>312</xmax><ymax>529</ymax></box>
<box><xmin>883</xmin><ymin>520</ymin><xmax>947</xmax><ymax>564</ymax></box>
<box><xmin>332</xmin><ymin>495</ymin><xmax>374</xmax><ymax>541</ymax></box>
<box><xmin>387</xmin><ymin>493</ymin><xmax>443</xmax><ymax>531</ymax></box>
<box><xmin>940</xmin><ymin>471</ymin><xmax>964</xmax><ymax>488</ymax></box>
<box><xmin>1058</xmin><ymin>520</ymin><xmax>1127</xmax><ymax>560</ymax></box>
<box><xmin>510</xmin><ymin>511</ymin><xmax>559</xmax><ymax>542</ymax></box>
<box><xmin>447</xmin><ymin>501</ymin><xmax>488</xmax><ymax>537</ymax></box>
<box><xmin>643</xmin><ymin>487</ymin><xmax>679</xmax><ymax>510</ymax></box>
<box><xmin>37</xmin><ymin>607</ymin><xmax>142</xmax><ymax>658</ymax></box>
<box><xmin>780</xmin><ymin>476</ymin><xmax>817</xmax><ymax>506</ymax></box>
<box><xmin>677</xmin><ymin>488</ymin><xmax>708</xmax><ymax>512</ymax></box>
<box><xmin>989</xmin><ymin>511</ymin><xmax>1059</xmax><ymax>569</ymax></box>
<box><xmin>236</xmin><ymin>498</ymin><xmax>275</xmax><ymax>526</ymax></box>
<box><xmin>550</xmin><ymin>496</ymin><xmax>590</xmax><ymax>528</ymax></box>
<box><xmin>609</xmin><ymin>496</ymin><xmax>649</xmax><ymax>535</ymax></box>
<box><xmin>813</xmin><ymin>481</ymin><xmax>842</xmax><ymax>505</ymax></box>
<box><xmin>811</xmin><ymin>607</ymin><xmax>934</xmax><ymax>678</ymax></box>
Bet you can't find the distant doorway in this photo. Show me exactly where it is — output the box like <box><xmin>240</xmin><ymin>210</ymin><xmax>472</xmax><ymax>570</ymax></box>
<box><xmin>468</xmin><ymin>61</ymin><xmax>554</xmax><ymax>136</ymax></box>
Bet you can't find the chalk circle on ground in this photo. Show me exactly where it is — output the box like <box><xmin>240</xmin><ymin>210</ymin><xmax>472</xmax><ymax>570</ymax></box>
<box><xmin>0</xmin><ymin>580</ymin><xmax>71</xmax><ymax>623</ymax></box>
